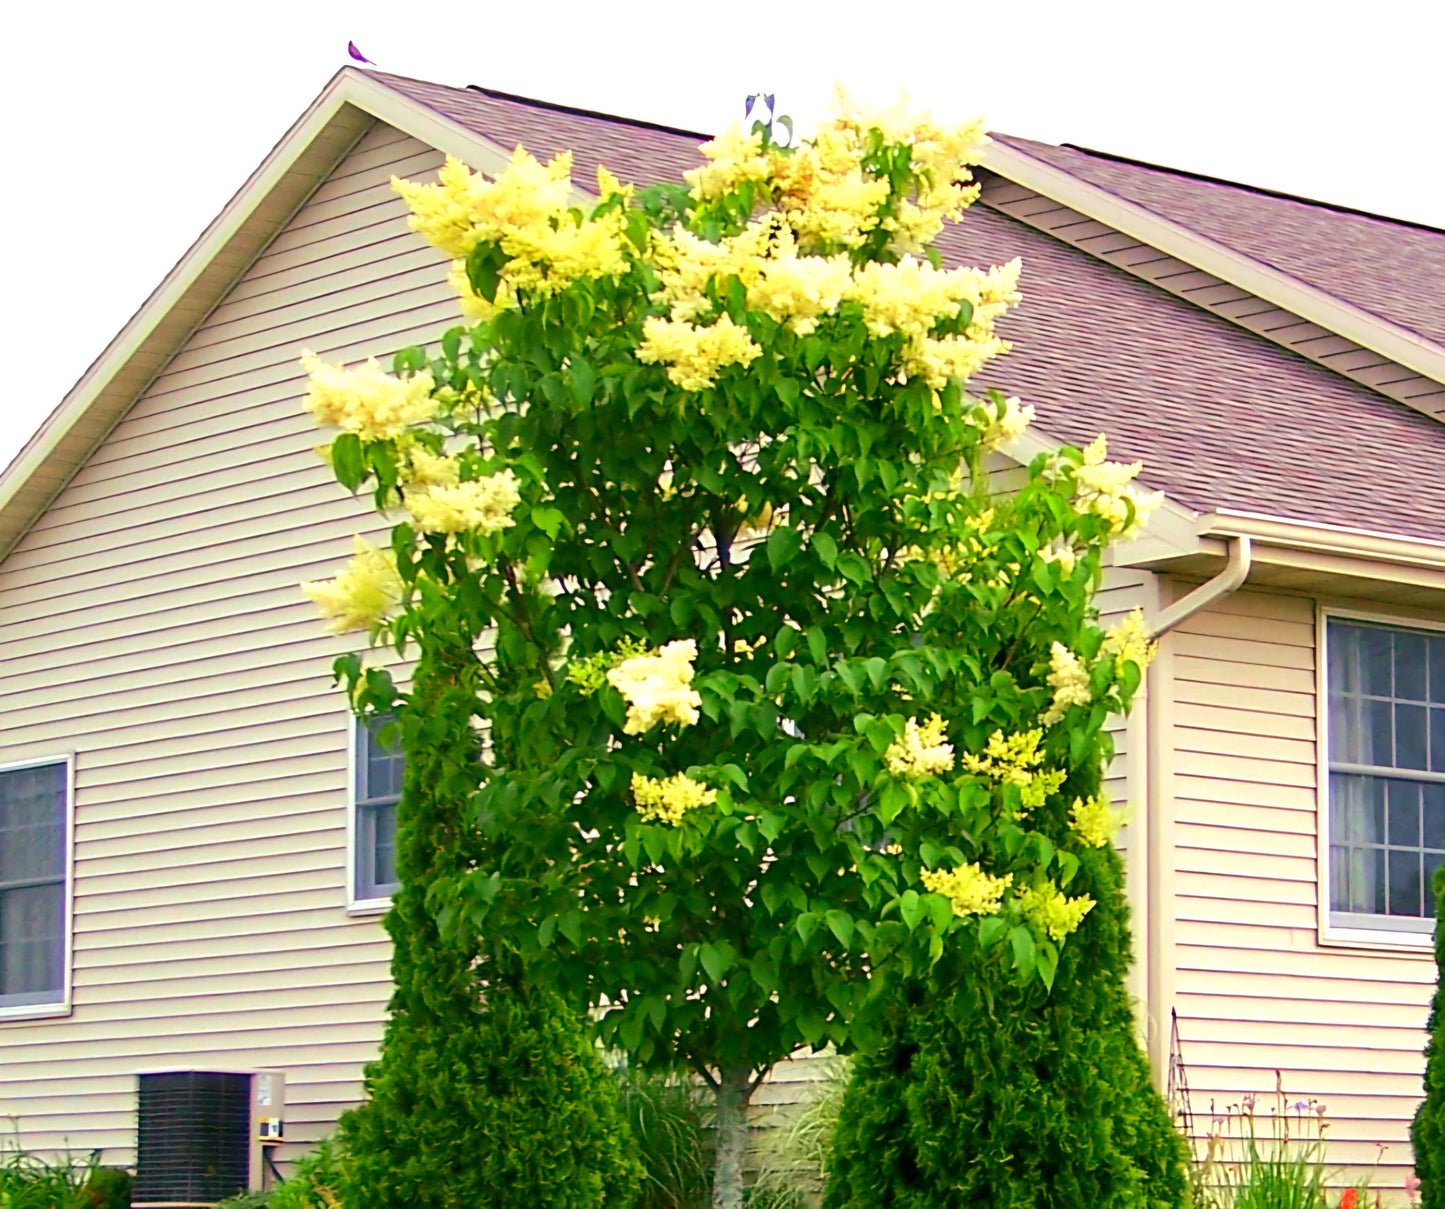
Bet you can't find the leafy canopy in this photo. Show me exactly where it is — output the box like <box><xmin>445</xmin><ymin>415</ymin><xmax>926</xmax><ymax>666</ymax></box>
<box><xmin>302</xmin><ymin>92</ymin><xmax>1163</xmax><ymax>1090</ymax></box>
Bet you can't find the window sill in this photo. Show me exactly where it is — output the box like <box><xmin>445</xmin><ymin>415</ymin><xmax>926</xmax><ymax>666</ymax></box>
<box><xmin>1319</xmin><ymin>924</ymin><xmax>1436</xmax><ymax>955</ymax></box>
<box><xmin>0</xmin><ymin>1001</ymin><xmax>72</xmax><ymax>1023</ymax></box>
<box><xmin>347</xmin><ymin>898</ymin><xmax>393</xmax><ymax>918</ymax></box>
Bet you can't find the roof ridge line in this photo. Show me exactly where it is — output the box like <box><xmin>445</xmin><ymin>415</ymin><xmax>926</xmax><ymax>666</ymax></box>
<box><xmin>461</xmin><ymin>84</ymin><xmax>711</xmax><ymax>141</ymax></box>
<box><xmin>1054</xmin><ymin>141</ymin><xmax>1444</xmax><ymax>235</ymax></box>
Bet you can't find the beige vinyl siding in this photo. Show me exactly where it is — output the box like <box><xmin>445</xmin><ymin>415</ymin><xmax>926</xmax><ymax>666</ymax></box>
<box><xmin>0</xmin><ymin>121</ymin><xmax>452</xmax><ymax>1166</ymax></box>
<box><xmin>1165</xmin><ymin>586</ymin><xmax>1432</xmax><ymax>1190</ymax></box>
<box><xmin>1095</xmin><ymin>564</ymin><xmax>1154</xmax><ymax>1022</ymax></box>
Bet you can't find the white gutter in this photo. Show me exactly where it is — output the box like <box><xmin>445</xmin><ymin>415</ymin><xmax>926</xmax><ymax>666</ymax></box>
<box><xmin>1146</xmin><ymin>535</ymin><xmax>1253</xmax><ymax>638</ymax></box>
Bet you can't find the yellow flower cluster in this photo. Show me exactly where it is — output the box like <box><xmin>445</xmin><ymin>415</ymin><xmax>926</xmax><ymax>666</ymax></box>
<box><xmin>394</xmin><ymin>150</ymin><xmax>629</xmax><ymax>311</ymax></box>
<box><xmin>842</xmin><ymin>257</ymin><xmax>1021</xmax><ymax>389</ymax></box>
<box><xmin>1019</xmin><ymin>881</ymin><xmax>1096</xmax><ymax>941</ymax></box>
<box><xmin>636</xmin><ymin>314</ymin><xmax>762</xmax><ymax>391</ymax></box>
<box><xmin>567</xmin><ymin>637</ymin><xmax>651</xmax><ymax>695</ymax></box>
<box><xmin>1038</xmin><ymin>535</ymin><xmax>1078</xmax><ymax>578</ymax></box>
<box><xmin>607</xmin><ymin>639</ymin><xmax>703</xmax><ymax>734</ymax></box>
<box><xmin>300</xmin><ymin>351</ymin><xmax>435</xmax><ymax>440</ymax></box>
<box><xmin>1041</xmin><ymin>642</ymin><xmax>1092</xmax><ymax>727</ymax></box>
<box><xmin>977</xmin><ymin>394</ymin><xmax>1035</xmax><ymax>451</ymax></box>
<box><xmin>747</xmin><ymin>247</ymin><xmax>853</xmax><ymax>335</ymax></box>
<box><xmin>1071</xmin><ymin>795</ymin><xmax>1124</xmax><ymax>848</ymax></box>
<box><xmin>774</xmin><ymin>148</ymin><xmax>891</xmax><ymax>251</ymax></box>
<box><xmin>883</xmin><ymin>714</ymin><xmax>955</xmax><ymax>779</ymax></box>
<box><xmin>1102</xmin><ymin>607</ymin><xmax>1157</xmax><ymax>674</ymax></box>
<box><xmin>394</xmin><ymin>152</ymin><xmax>572</xmax><ymax>258</ymax></box>
<box><xmin>959</xmin><ymin>729</ymin><xmax>1066</xmax><ymax>812</ymax></box>
<box><xmin>631</xmin><ymin>771</ymin><xmax>718</xmax><ymax>825</ymax></box>
<box><xmin>684</xmin><ymin>124</ymin><xmax>772</xmax><ymax>201</ymax></box>
<box><xmin>684</xmin><ymin>89</ymin><xmax>989</xmax><ymax>259</ymax></box>
<box><xmin>300</xmin><ymin>535</ymin><xmax>403</xmax><ymax>633</ymax></box>
<box><xmin>1073</xmin><ymin>436</ymin><xmax>1165</xmax><ymax>540</ymax></box>
<box><xmin>651</xmin><ymin>221</ymin><xmax>851</xmax><ymax>335</ymax></box>
<box><xmin>920</xmin><ymin>863</ymin><xmax>1013</xmax><ymax>917</ymax></box>
<box><xmin>844</xmin><ymin>258</ymin><xmax>977</xmax><ymax>339</ymax></box>
<box><xmin>398</xmin><ymin>444</ymin><xmax>461</xmax><ymax>488</ymax></box>
<box><xmin>813</xmin><ymin>88</ymin><xmax>990</xmax><ymax>252</ymax></box>
<box><xmin>403</xmin><ymin>470</ymin><xmax>522</xmax><ymax>536</ymax></box>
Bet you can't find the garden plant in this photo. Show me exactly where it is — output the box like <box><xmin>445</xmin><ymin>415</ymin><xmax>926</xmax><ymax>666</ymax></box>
<box><xmin>301</xmin><ymin>90</ymin><xmax>1184</xmax><ymax>1208</ymax></box>
<box><xmin>1413</xmin><ymin>864</ymin><xmax>1444</xmax><ymax>1208</ymax></box>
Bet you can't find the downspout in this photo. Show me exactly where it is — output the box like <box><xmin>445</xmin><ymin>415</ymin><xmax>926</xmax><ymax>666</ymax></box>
<box><xmin>1141</xmin><ymin>535</ymin><xmax>1252</xmax><ymax>1088</ymax></box>
<box><xmin>1147</xmin><ymin>535</ymin><xmax>1253</xmax><ymax>640</ymax></box>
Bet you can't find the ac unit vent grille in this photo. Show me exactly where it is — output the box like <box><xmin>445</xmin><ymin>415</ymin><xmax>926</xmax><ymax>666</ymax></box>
<box><xmin>134</xmin><ymin>1071</ymin><xmax>251</xmax><ymax>1203</ymax></box>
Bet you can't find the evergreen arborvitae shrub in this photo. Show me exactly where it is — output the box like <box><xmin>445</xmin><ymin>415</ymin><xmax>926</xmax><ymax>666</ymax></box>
<box><xmin>822</xmin><ymin>844</ymin><xmax>1187</xmax><ymax>1209</ymax></box>
<box><xmin>1414</xmin><ymin>865</ymin><xmax>1445</xmax><ymax>1208</ymax></box>
<box><xmin>337</xmin><ymin>651</ymin><xmax>641</xmax><ymax>1209</ymax></box>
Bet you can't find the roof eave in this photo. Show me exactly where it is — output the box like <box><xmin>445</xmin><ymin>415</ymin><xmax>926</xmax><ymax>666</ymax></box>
<box><xmin>0</xmin><ymin>67</ymin><xmax>516</xmax><ymax>564</ymax></box>
<box><xmin>982</xmin><ymin>140</ymin><xmax>1445</xmax><ymax>391</ymax></box>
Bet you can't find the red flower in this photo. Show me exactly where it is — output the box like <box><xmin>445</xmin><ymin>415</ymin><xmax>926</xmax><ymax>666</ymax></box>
<box><xmin>1339</xmin><ymin>1189</ymin><xmax>1358</xmax><ymax>1209</ymax></box>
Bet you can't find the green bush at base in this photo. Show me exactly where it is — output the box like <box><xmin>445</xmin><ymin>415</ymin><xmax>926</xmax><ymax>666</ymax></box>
<box><xmin>334</xmin><ymin>654</ymin><xmax>640</xmax><ymax>1209</ymax></box>
<box><xmin>1413</xmin><ymin>865</ymin><xmax>1445</xmax><ymax>1209</ymax></box>
<box><xmin>822</xmin><ymin>846</ymin><xmax>1187</xmax><ymax>1209</ymax></box>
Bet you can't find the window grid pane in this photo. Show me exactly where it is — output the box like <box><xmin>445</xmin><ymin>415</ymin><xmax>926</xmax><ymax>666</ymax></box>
<box><xmin>0</xmin><ymin>765</ymin><xmax>66</xmax><ymax>1007</ymax></box>
<box><xmin>356</xmin><ymin>719</ymin><xmax>403</xmax><ymax>901</ymax></box>
<box><xmin>1329</xmin><ymin>618</ymin><xmax>1445</xmax><ymax>924</ymax></box>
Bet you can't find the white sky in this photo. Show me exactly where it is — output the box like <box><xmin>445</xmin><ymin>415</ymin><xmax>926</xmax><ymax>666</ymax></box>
<box><xmin>2</xmin><ymin>0</ymin><xmax>1442</xmax><ymax>475</ymax></box>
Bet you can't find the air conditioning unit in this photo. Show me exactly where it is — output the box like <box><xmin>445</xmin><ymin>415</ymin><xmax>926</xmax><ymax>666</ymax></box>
<box><xmin>132</xmin><ymin>1069</ymin><xmax>285</xmax><ymax>1207</ymax></box>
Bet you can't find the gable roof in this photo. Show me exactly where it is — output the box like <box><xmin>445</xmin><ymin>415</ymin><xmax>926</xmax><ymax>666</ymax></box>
<box><xmin>993</xmin><ymin>136</ymin><xmax>1445</xmax><ymax>348</ymax></box>
<box><xmin>3</xmin><ymin>66</ymin><xmax>1443</xmax><ymax>569</ymax></box>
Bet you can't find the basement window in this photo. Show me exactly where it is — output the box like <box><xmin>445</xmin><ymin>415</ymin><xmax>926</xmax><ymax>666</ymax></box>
<box><xmin>1325</xmin><ymin>617</ymin><xmax>1445</xmax><ymax>939</ymax></box>
<box><xmin>0</xmin><ymin>758</ymin><xmax>70</xmax><ymax>1015</ymax></box>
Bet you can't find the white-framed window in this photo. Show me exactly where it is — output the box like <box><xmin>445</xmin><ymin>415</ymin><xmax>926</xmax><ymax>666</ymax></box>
<box><xmin>0</xmin><ymin>755</ymin><xmax>73</xmax><ymax>1018</ymax></box>
<box><xmin>1322</xmin><ymin>611</ymin><xmax>1445</xmax><ymax>946</ymax></box>
<box><xmin>349</xmin><ymin>716</ymin><xmax>403</xmax><ymax>911</ymax></box>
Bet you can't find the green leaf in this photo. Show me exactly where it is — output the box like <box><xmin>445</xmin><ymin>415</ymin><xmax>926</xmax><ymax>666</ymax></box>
<box><xmin>924</xmin><ymin>892</ymin><xmax>954</xmax><ymax>935</ymax></box>
<box><xmin>806</xmin><ymin>626</ymin><xmax>828</xmax><ymax>667</ymax></box>
<box><xmin>699</xmin><ymin>942</ymin><xmax>730</xmax><ymax>984</ymax></box>
<box><xmin>330</xmin><ymin>433</ymin><xmax>365</xmax><ymax>492</ymax></box>
<box><xmin>898</xmin><ymin>890</ymin><xmax>924</xmax><ymax>931</ymax></box>
<box><xmin>465</xmin><ymin>240</ymin><xmax>504</xmax><ymax>302</ymax></box>
<box><xmin>979</xmin><ymin>915</ymin><xmax>1008</xmax><ymax>951</ymax></box>
<box><xmin>812</xmin><ymin>531</ymin><xmax>838</xmax><ymax>568</ymax></box>
<box><xmin>767</xmin><ymin>525</ymin><xmax>803</xmax><ymax>572</ymax></box>
<box><xmin>825</xmin><ymin>910</ymin><xmax>855</xmax><ymax>950</ymax></box>
<box><xmin>1008</xmin><ymin>924</ymin><xmax>1036</xmax><ymax>979</ymax></box>
<box><xmin>567</xmin><ymin>358</ymin><xmax>597</xmax><ymax>406</ymax></box>
<box><xmin>1036</xmin><ymin>939</ymin><xmax>1059</xmax><ymax>991</ymax></box>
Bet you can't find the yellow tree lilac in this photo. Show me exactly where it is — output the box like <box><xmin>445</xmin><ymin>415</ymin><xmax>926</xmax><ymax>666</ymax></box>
<box><xmin>301</xmin><ymin>90</ymin><xmax>1178</xmax><ymax>1209</ymax></box>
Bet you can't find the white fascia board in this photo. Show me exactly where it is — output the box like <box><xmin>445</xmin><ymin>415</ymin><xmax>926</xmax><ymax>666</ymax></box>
<box><xmin>0</xmin><ymin>69</ymin><xmax>514</xmax><ymax>559</ymax></box>
<box><xmin>983</xmin><ymin>141</ymin><xmax>1445</xmax><ymax>390</ymax></box>
<box><xmin>1205</xmin><ymin>507</ymin><xmax>1445</xmax><ymax>572</ymax></box>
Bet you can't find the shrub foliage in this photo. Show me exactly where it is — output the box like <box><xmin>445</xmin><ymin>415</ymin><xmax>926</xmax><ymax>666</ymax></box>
<box><xmin>822</xmin><ymin>846</ymin><xmax>1186</xmax><ymax>1208</ymax></box>
<box><xmin>336</xmin><ymin>650</ymin><xmax>640</xmax><ymax>1209</ymax></box>
<box><xmin>1414</xmin><ymin>865</ymin><xmax>1445</xmax><ymax>1208</ymax></box>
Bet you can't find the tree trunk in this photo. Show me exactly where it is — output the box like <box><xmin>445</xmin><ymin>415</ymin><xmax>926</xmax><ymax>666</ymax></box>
<box><xmin>712</xmin><ymin>1067</ymin><xmax>754</xmax><ymax>1209</ymax></box>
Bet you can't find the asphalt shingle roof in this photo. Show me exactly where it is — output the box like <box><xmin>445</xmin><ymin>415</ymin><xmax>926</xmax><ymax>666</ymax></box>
<box><xmin>375</xmin><ymin>72</ymin><xmax>1445</xmax><ymax>542</ymax></box>
<box><xmin>994</xmin><ymin>135</ymin><xmax>1445</xmax><ymax>348</ymax></box>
